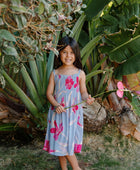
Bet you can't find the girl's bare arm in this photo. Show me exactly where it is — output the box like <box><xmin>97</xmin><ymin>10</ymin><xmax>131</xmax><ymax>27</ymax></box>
<box><xmin>46</xmin><ymin>72</ymin><xmax>66</xmax><ymax>113</ymax></box>
<box><xmin>46</xmin><ymin>72</ymin><xmax>58</xmax><ymax>106</ymax></box>
<box><xmin>79</xmin><ymin>71</ymin><xmax>94</xmax><ymax>105</ymax></box>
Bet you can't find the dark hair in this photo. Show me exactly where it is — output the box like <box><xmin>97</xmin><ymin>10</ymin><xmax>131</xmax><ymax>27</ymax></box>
<box><xmin>54</xmin><ymin>36</ymin><xmax>83</xmax><ymax>69</ymax></box>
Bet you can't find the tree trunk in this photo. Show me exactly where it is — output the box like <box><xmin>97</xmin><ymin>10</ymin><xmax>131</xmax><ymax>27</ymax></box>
<box><xmin>83</xmin><ymin>100</ymin><xmax>107</xmax><ymax>133</ymax></box>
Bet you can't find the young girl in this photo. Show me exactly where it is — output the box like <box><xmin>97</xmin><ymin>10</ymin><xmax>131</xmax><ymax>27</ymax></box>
<box><xmin>43</xmin><ymin>36</ymin><xmax>94</xmax><ymax>170</ymax></box>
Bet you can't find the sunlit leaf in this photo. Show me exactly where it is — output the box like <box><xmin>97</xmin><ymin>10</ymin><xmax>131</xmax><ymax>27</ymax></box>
<box><xmin>15</xmin><ymin>15</ymin><xmax>23</xmax><ymax>29</ymax></box>
<box><xmin>10</xmin><ymin>5</ymin><xmax>28</xmax><ymax>13</ymax></box>
<box><xmin>130</xmin><ymin>95</ymin><xmax>140</xmax><ymax>116</ymax></box>
<box><xmin>86</xmin><ymin>70</ymin><xmax>104</xmax><ymax>83</ymax></box>
<box><xmin>0</xmin><ymin>3</ymin><xmax>7</xmax><ymax>8</ymax></box>
<box><xmin>0</xmin><ymin>29</ymin><xmax>16</xmax><ymax>42</ymax></box>
<box><xmin>123</xmin><ymin>72</ymin><xmax>140</xmax><ymax>92</ymax></box>
<box><xmin>11</xmin><ymin>0</ymin><xmax>21</xmax><ymax>6</ymax></box>
<box><xmin>3</xmin><ymin>46</ymin><xmax>18</xmax><ymax>56</ymax></box>
<box><xmin>85</xmin><ymin>0</ymin><xmax>112</xmax><ymax>20</ymax></box>
<box><xmin>38</xmin><ymin>2</ymin><xmax>45</xmax><ymax>15</ymax></box>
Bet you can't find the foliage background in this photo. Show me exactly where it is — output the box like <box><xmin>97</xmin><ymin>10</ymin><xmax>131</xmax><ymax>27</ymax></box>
<box><xmin>0</xmin><ymin>0</ymin><xmax>140</xmax><ymax>132</ymax></box>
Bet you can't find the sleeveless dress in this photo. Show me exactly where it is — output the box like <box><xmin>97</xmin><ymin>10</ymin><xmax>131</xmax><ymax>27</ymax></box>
<box><xmin>43</xmin><ymin>69</ymin><xmax>83</xmax><ymax>156</ymax></box>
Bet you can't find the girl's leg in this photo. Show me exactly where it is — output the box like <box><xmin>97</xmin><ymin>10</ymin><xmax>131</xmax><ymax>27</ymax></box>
<box><xmin>66</xmin><ymin>154</ymin><xmax>81</xmax><ymax>170</ymax></box>
<box><xmin>58</xmin><ymin>156</ymin><xmax>67</xmax><ymax>170</ymax></box>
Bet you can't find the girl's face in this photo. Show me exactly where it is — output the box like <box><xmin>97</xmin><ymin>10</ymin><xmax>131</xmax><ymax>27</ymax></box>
<box><xmin>60</xmin><ymin>45</ymin><xmax>75</xmax><ymax>66</ymax></box>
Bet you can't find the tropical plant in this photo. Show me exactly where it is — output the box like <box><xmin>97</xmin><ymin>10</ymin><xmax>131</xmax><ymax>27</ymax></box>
<box><xmin>0</xmin><ymin>0</ymin><xmax>86</xmax><ymax>131</ymax></box>
<box><xmin>95</xmin><ymin>0</ymin><xmax>140</xmax><ymax>113</ymax></box>
<box><xmin>97</xmin><ymin>0</ymin><xmax>140</xmax><ymax>79</ymax></box>
<box><xmin>74</xmin><ymin>0</ymin><xmax>140</xmax><ymax>113</ymax></box>
<box><xmin>0</xmin><ymin>0</ymin><xmax>140</xmax><ymax>133</ymax></box>
<box><xmin>74</xmin><ymin>0</ymin><xmax>114</xmax><ymax>97</ymax></box>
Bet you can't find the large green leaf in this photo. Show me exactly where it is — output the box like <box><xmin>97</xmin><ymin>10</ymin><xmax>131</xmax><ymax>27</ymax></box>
<box><xmin>20</xmin><ymin>64</ymin><xmax>44</xmax><ymax>111</ymax></box>
<box><xmin>28</xmin><ymin>55</ymin><xmax>43</xmax><ymax>97</ymax></box>
<box><xmin>86</xmin><ymin>70</ymin><xmax>104</xmax><ymax>83</ymax></box>
<box><xmin>114</xmin><ymin>52</ymin><xmax>140</xmax><ymax>79</ymax></box>
<box><xmin>85</xmin><ymin>0</ymin><xmax>112</xmax><ymax>20</ymax></box>
<box><xmin>70</xmin><ymin>13</ymin><xmax>86</xmax><ymax>41</ymax></box>
<box><xmin>81</xmin><ymin>35</ymin><xmax>102</xmax><ymax>66</ymax></box>
<box><xmin>130</xmin><ymin>95</ymin><xmax>140</xmax><ymax>116</ymax></box>
<box><xmin>97</xmin><ymin>1</ymin><xmax>140</xmax><ymax>34</ymax></box>
<box><xmin>1</xmin><ymin>69</ymin><xmax>39</xmax><ymax>115</ymax></box>
<box><xmin>109</xmin><ymin>35</ymin><xmax>140</xmax><ymax>63</ymax></box>
<box><xmin>0</xmin><ymin>123</ymin><xmax>17</xmax><ymax>131</ymax></box>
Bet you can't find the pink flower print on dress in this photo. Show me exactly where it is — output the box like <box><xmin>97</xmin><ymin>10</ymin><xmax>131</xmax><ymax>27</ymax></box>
<box><xmin>72</xmin><ymin>98</ymin><xmax>79</xmax><ymax>114</ymax></box>
<box><xmin>72</xmin><ymin>105</ymin><xmax>78</xmax><ymax>114</ymax></box>
<box><xmin>77</xmin><ymin>116</ymin><xmax>82</xmax><ymax>127</ymax></box>
<box><xmin>50</xmin><ymin>120</ymin><xmax>63</xmax><ymax>141</ymax></box>
<box><xmin>65</xmin><ymin>76</ymin><xmax>74</xmax><ymax>90</ymax></box>
<box><xmin>43</xmin><ymin>140</ymin><xmax>55</xmax><ymax>153</ymax></box>
<box><xmin>74</xmin><ymin>77</ymin><xmax>79</xmax><ymax>92</ymax></box>
<box><xmin>72</xmin><ymin>102</ymin><xmax>78</xmax><ymax>114</ymax></box>
<box><xmin>58</xmin><ymin>75</ymin><xmax>61</xmax><ymax>79</ymax></box>
<box><xmin>116</xmin><ymin>81</ymin><xmax>124</xmax><ymax>98</ymax></box>
<box><xmin>60</xmin><ymin>96</ymin><xmax>65</xmax><ymax>107</ymax></box>
<box><xmin>74</xmin><ymin>144</ymin><xmax>82</xmax><ymax>153</ymax></box>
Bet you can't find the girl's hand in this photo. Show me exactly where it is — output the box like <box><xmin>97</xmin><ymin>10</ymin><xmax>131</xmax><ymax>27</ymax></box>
<box><xmin>55</xmin><ymin>105</ymin><xmax>66</xmax><ymax>114</ymax></box>
<box><xmin>86</xmin><ymin>95</ymin><xmax>95</xmax><ymax>105</ymax></box>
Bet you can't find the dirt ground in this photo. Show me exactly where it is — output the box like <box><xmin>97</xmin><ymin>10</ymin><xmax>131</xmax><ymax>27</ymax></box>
<box><xmin>0</xmin><ymin>123</ymin><xmax>140</xmax><ymax>170</ymax></box>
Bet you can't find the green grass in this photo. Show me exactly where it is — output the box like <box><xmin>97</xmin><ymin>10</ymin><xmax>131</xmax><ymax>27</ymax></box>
<box><xmin>0</xmin><ymin>124</ymin><xmax>140</xmax><ymax>170</ymax></box>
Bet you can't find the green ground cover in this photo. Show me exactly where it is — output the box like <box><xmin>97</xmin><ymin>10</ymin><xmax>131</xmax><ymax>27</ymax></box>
<box><xmin>0</xmin><ymin>124</ymin><xmax>140</xmax><ymax>170</ymax></box>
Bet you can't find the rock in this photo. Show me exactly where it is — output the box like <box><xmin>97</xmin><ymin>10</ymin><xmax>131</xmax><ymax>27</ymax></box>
<box><xmin>83</xmin><ymin>101</ymin><xmax>107</xmax><ymax>133</ymax></box>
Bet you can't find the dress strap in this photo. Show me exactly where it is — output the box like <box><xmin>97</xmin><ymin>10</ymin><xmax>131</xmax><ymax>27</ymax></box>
<box><xmin>78</xmin><ymin>69</ymin><xmax>81</xmax><ymax>76</ymax></box>
<box><xmin>53</xmin><ymin>69</ymin><xmax>55</xmax><ymax>76</ymax></box>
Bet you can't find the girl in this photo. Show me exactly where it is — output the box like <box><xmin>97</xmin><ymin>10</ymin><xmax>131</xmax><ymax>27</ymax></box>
<box><xmin>43</xmin><ymin>36</ymin><xmax>94</xmax><ymax>170</ymax></box>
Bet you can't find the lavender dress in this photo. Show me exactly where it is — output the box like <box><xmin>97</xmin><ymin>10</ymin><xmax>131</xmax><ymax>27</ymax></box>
<box><xmin>43</xmin><ymin>70</ymin><xmax>83</xmax><ymax>156</ymax></box>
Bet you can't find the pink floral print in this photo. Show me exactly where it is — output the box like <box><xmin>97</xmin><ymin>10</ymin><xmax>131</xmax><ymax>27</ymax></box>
<box><xmin>65</xmin><ymin>76</ymin><xmax>74</xmax><ymax>89</ymax></box>
<box><xmin>74</xmin><ymin>77</ymin><xmax>79</xmax><ymax>92</ymax></box>
<box><xmin>74</xmin><ymin>144</ymin><xmax>82</xmax><ymax>153</ymax></box>
<box><xmin>43</xmin><ymin>140</ymin><xmax>55</xmax><ymax>153</ymax></box>
<box><xmin>60</xmin><ymin>96</ymin><xmax>65</xmax><ymax>107</ymax></box>
<box><xmin>72</xmin><ymin>98</ymin><xmax>79</xmax><ymax>114</ymax></box>
<box><xmin>72</xmin><ymin>104</ymin><xmax>78</xmax><ymax>114</ymax></box>
<box><xmin>77</xmin><ymin>116</ymin><xmax>82</xmax><ymax>127</ymax></box>
<box><xmin>50</xmin><ymin>120</ymin><xmax>63</xmax><ymax>141</ymax></box>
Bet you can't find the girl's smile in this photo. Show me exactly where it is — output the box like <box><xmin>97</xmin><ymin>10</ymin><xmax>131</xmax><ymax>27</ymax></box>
<box><xmin>60</xmin><ymin>45</ymin><xmax>75</xmax><ymax>66</ymax></box>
